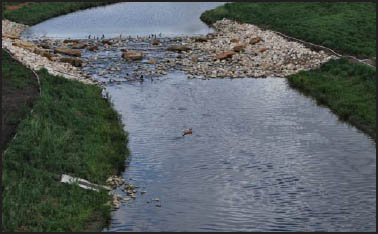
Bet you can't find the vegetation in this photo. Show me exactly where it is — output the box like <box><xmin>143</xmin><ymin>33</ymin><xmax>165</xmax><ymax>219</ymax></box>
<box><xmin>288</xmin><ymin>58</ymin><xmax>376</xmax><ymax>140</ymax></box>
<box><xmin>2</xmin><ymin>51</ymin><xmax>129</xmax><ymax>231</ymax></box>
<box><xmin>201</xmin><ymin>2</ymin><xmax>376</xmax><ymax>59</ymax></box>
<box><xmin>2</xmin><ymin>2</ymin><xmax>113</xmax><ymax>25</ymax></box>
<box><xmin>201</xmin><ymin>2</ymin><xmax>376</xmax><ymax>139</ymax></box>
<box><xmin>1</xmin><ymin>50</ymin><xmax>39</xmax><ymax>151</ymax></box>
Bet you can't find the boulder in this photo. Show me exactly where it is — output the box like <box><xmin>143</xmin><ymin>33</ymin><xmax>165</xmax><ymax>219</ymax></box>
<box><xmin>194</xmin><ymin>37</ymin><xmax>208</xmax><ymax>43</ymax></box>
<box><xmin>216</xmin><ymin>51</ymin><xmax>237</xmax><ymax>60</ymax></box>
<box><xmin>59</xmin><ymin>57</ymin><xmax>83</xmax><ymax>67</ymax></box>
<box><xmin>166</xmin><ymin>45</ymin><xmax>191</xmax><ymax>52</ymax></box>
<box><xmin>102</xmin><ymin>39</ymin><xmax>113</xmax><ymax>45</ymax></box>
<box><xmin>206</xmin><ymin>33</ymin><xmax>216</xmax><ymax>39</ymax></box>
<box><xmin>249</xmin><ymin>37</ymin><xmax>262</xmax><ymax>45</ymax></box>
<box><xmin>63</xmin><ymin>39</ymin><xmax>79</xmax><ymax>43</ymax></box>
<box><xmin>12</xmin><ymin>41</ymin><xmax>36</xmax><ymax>51</ymax></box>
<box><xmin>122</xmin><ymin>51</ymin><xmax>143</xmax><ymax>60</ymax></box>
<box><xmin>88</xmin><ymin>45</ymin><xmax>99</xmax><ymax>51</ymax></box>
<box><xmin>3</xmin><ymin>33</ymin><xmax>20</xmax><ymax>39</ymax></box>
<box><xmin>233</xmin><ymin>44</ymin><xmax>245</xmax><ymax>53</ymax></box>
<box><xmin>151</xmin><ymin>40</ymin><xmax>160</xmax><ymax>46</ymax></box>
<box><xmin>230</xmin><ymin>38</ymin><xmax>239</xmax><ymax>43</ymax></box>
<box><xmin>191</xmin><ymin>55</ymin><xmax>198</xmax><ymax>63</ymax></box>
<box><xmin>72</xmin><ymin>42</ymin><xmax>87</xmax><ymax>49</ymax></box>
<box><xmin>147</xmin><ymin>58</ymin><xmax>157</xmax><ymax>64</ymax></box>
<box><xmin>34</xmin><ymin>48</ymin><xmax>53</xmax><ymax>60</ymax></box>
<box><xmin>54</xmin><ymin>47</ymin><xmax>81</xmax><ymax>57</ymax></box>
<box><xmin>40</xmin><ymin>43</ymin><xmax>51</xmax><ymax>49</ymax></box>
<box><xmin>259</xmin><ymin>48</ymin><xmax>269</xmax><ymax>53</ymax></box>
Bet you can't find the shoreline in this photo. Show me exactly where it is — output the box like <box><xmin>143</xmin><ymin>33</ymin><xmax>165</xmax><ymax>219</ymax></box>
<box><xmin>2</xmin><ymin>2</ymin><xmax>375</xmax><ymax>231</ymax></box>
<box><xmin>200</xmin><ymin>2</ymin><xmax>376</xmax><ymax>141</ymax></box>
<box><xmin>2</xmin><ymin>14</ymin><xmax>129</xmax><ymax>234</ymax></box>
<box><xmin>4</xmin><ymin>18</ymin><xmax>334</xmax><ymax>84</ymax></box>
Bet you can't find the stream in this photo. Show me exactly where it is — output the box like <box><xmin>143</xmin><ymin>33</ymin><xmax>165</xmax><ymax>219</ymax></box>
<box><xmin>23</xmin><ymin>2</ymin><xmax>376</xmax><ymax>232</ymax></box>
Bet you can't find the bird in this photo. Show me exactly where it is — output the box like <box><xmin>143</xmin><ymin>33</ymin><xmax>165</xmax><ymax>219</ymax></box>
<box><xmin>182</xmin><ymin>128</ymin><xmax>192</xmax><ymax>136</ymax></box>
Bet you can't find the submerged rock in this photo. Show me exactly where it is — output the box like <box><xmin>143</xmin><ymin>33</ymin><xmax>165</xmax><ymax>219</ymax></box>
<box><xmin>54</xmin><ymin>47</ymin><xmax>81</xmax><ymax>57</ymax></box>
<box><xmin>167</xmin><ymin>45</ymin><xmax>191</xmax><ymax>52</ymax></box>
<box><xmin>59</xmin><ymin>57</ymin><xmax>83</xmax><ymax>67</ymax></box>
<box><xmin>72</xmin><ymin>42</ymin><xmax>88</xmax><ymax>49</ymax></box>
<box><xmin>122</xmin><ymin>51</ymin><xmax>143</xmax><ymax>60</ymax></box>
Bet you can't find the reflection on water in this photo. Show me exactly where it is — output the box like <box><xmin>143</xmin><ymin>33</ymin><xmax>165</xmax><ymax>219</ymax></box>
<box><xmin>22</xmin><ymin>2</ymin><xmax>376</xmax><ymax>231</ymax></box>
<box><xmin>104</xmin><ymin>73</ymin><xmax>376</xmax><ymax>232</ymax></box>
<box><xmin>22</xmin><ymin>2</ymin><xmax>224</xmax><ymax>39</ymax></box>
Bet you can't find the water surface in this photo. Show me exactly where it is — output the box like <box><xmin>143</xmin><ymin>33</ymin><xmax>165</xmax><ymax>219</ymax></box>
<box><xmin>104</xmin><ymin>74</ymin><xmax>376</xmax><ymax>232</ymax></box>
<box><xmin>22</xmin><ymin>2</ymin><xmax>224</xmax><ymax>39</ymax></box>
<box><xmin>22</xmin><ymin>2</ymin><xmax>376</xmax><ymax>231</ymax></box>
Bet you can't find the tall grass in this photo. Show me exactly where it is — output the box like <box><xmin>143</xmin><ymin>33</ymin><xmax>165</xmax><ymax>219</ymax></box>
<box><xmin>2</xmin><ymin>67</ymin><xmax>129</xmax><ymax>231</ymax></box>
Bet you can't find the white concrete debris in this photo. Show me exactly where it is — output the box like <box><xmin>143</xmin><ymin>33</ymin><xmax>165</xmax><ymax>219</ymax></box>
<box><xmin>60</xmin><ymin>174</ymin><xmax>112</xmax><ymax>192</ymax></box>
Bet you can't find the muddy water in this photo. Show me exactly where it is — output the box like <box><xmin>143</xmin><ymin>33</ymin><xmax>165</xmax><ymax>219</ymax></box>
<box><xmin>23</xmin><ymin>2</ymin><xmax>376</xmax><ymax>232</ymax></box>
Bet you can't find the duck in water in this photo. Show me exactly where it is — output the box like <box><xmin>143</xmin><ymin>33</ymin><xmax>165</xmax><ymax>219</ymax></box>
<box><xmin>182</xmin><ymin>128</ymin><xmax>192</xmax><ymax>136</ymax></box>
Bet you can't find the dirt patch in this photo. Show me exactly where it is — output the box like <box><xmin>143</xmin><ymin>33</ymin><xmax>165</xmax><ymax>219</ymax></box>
<box><xmin>1</xmin><ymin>50</ymin><xmax>39</xmax><ymax>152</ymax></box>
<box><xmin>5</xmin><ymin>3</ymin><xmax>31</xmax><ymax>13</ymax></box>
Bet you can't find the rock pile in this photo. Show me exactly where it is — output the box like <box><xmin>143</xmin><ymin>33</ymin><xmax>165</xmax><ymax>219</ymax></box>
<box><xmin>2</xmin><ymin>20</ymin><xmax>98</xmax><ymax>85</ymax></box>
<box><xmin>106</xmin><ymin>175</ymin><xmax>125</xmax><ymax>189</ymax></box>
<box><xmin>3</xmin><ymin>18</ymin><xmax>336</xmax><ymax>84</ymax></box>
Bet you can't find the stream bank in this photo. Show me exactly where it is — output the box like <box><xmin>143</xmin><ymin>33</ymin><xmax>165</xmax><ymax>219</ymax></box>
<box><xmin>2</xmin><ymin>2</ymin><xmax>376</xmax><ymax>232</ymax></box>
<box><xmin>2</xmin><ymin>5</ymin><xmax>129</xmax><ymax>231</ymax></box>
<box><xmin>200</xmin><ymin>2</ymin><xmax>376</xmax><ymax>140</ymax></box>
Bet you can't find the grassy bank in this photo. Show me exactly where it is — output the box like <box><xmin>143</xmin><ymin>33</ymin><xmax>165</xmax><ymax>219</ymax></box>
<box><xmin>288</xmin><ymin>58</ymin><xmax>376</xmax><ymax>139</ymax></box>
<box><xmin>2</xmin><ymin>50</ymin><xmax>129</xmax><ymax>231</ymax></box>
<box><xmin>1</xmin><ymin>50</ymin><xmax>39</xmax><ymax>151</ymax></box>
<box><xmin>201</xmin><ymin>2</ymin><xmax>376</xmax><ymax>140</ymax></box>
<box><xmin>201</xmin><ymin>2</ymin><xmax>376</xmax><ymax>59</ymax></box>
<box><xmin>2</xmin><ymin>2</ymin><xmax>113</xmax><ymax>25</ymax></box>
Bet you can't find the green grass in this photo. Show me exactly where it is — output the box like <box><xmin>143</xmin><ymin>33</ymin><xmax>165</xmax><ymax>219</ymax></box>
<box><xmin>2</xmin><ymin>64</ymin><xmax>129</xmax><ymax>231</ymax></box>
<box><xmin>2</xmin><ymin>2</ymin><xmax>113</xmax><ymax>25</ymax></box>
<box><xmin>1</xmin><ymin>50</ymin><xmax>39</xmax><ymax>150</ymax></box>
<box><xmin>201</xmin><ymin>2</ymin><xmax>376</xmax><ymax>59</ymax></box>
<box><xmin>201</xmin><ymin>2</ymin><xmax>376</xmax><ymax>139</ymax></box>
<box><xmin>2</xmin><ymin>49</ymin><xmax>38</xmax><ymax>89</ymax></box>
<box><xmin>288</xmin><ymin>58</ymin><xmax>376</xmax><ymax>139</ymax></box>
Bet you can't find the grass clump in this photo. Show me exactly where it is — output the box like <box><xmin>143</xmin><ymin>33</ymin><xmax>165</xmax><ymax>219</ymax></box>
<box><xmin>2</xmin><ymin>2</ymin><xmax>114</xmax><ymax>25</ymax></box>
<box><xmin>201</xmin><ymin>2</ymin><xmax>376</xmax><ymax>59</ymax></box>
<box><xmin>288</xmin><ymin>58</ymin><xmax>376</xmax><ymax>140</ymax></box>
<box><xmin>2</xmin><ymin>67</ymin><xmax>129</xmax><ymax>231</ymax></box>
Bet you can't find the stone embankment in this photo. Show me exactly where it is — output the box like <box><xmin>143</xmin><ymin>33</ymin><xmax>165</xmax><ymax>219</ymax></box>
<box><xmin>3</xmin><ymin>18</ymin><xmax>336</xmax><ymax>85</ymax></box>
<box><xmin>2</xmin><ymin>20</ymin><xmax>98</xmax><ymax>85</ymax></box>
